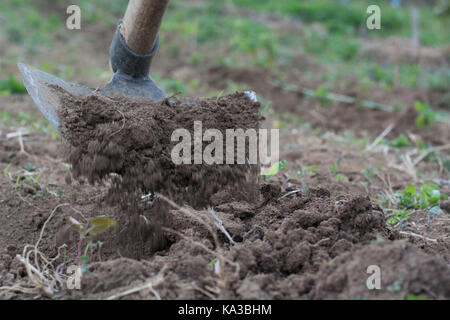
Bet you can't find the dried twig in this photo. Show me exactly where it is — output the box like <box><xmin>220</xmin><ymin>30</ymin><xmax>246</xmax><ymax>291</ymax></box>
<box><xmin>277</xmin><ymin>189</ymin><xmax>301</xmax><ymax>201</ymax></box>
<box><xmin>0</xmin><ymin>203</ymin><xmax>71</xmax><ymax>298</ymax></box>
<box><xmin>366</xmin><ymin>123</ymin><xmax>394</xmax><ymax>152</ymax></box>
<box><xmin>155</xmin><ymin>193</ymin><xmax>240</xmax><ymax>293</ymax></box>
<box><xmin>106</xmin><ymin>265</ymin><xmax>167</xmax><ymax>300</ymax></box>
<box><xmin>208</xmin><ymin>207</ymin><xmax>235</xmax><ymax>244</ymax></box>
<box><xmin>399</xmin><ymin>231</ymin><xmax>437</xmax><ymax>243</ymax></box>
<box><xmin>6</xmin><ymin>129</ymin><xmax>29</xmax><ymax>153</ymax></box>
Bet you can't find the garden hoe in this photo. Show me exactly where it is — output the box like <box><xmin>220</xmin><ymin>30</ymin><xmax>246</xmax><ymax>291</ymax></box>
<box><xmin>18</xmin><ymin>0</ymin><xmax>170</xmax><ymax>131</ymax></box>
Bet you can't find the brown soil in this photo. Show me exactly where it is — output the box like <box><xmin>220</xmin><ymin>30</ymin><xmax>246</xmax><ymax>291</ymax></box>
<box><xmin>1</xmin><ymin>53</ymin><xmax>449</xmax><ymax>301</ymax></box>
<box><xmin>317</xmin><ymin>241</ymin><xmax>450</xmax><ymax>300</ymax></box>
<box><xmin>0</xmin><ymin>92</ymin><xmax>449</xmax><ymax>301</ymax></box>
<box><xmin>62</xmin><ymin>187</ymin><xmax>449</xmax><ymax>300</ymax></box>
<box><xmin>56</xmin><ymin>88</ymin><xmax>261</xmax><ymax>208</ymax></box>
<box><xmin>1</xmin><ymin>0</ymin><xmax>449</xmax><ymax>301</ymax></box>
<box><xmin>52</xmin><ymin>88</ymin><xmax>263</xmax><ymax>258</ymax></box>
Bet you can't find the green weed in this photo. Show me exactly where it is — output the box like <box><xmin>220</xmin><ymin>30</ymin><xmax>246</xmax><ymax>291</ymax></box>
<box><xmin>263</xmin><ymin>160</ymin><xmax>287</xmax><ymax>181</ymax></box>
<box><xmin>386</xmin><ymin>209</ymin><xmax>410</xmax><ymax>226</ymax></box>
<box><xmin>0</xmin><ymin>75</ymin><xmax>27</xmax><ymax>96</ymax></box>
<box><xmin>388</xmin><ymin>135</ymin><xmax>412</xmax><ymax>148</ymax></box>
<box><xmin>297</xmin><ymin>165</ymin><xmax>318</xmax><ymax>177</ymax></box>
<box><xmin>396</xmin><ymin>184</ymin><xmax>447</xmax><ymax>214</ymax></box>
<box><xmin>69</xmin><ymin>216</ymin><xmax>117</xmax><ymax>273</ymax></box>
<box><xmin>414</xmin><ymin>101</ymin><xmax>436</xmax><ymax>129</ymax></box>
<box><xmin>3</xmin><ymin>164</ymin><xmax>11</xmax><ymax>177</ymax></box>
<box><xmin>331</xmin><ymin>164</ymin><xmax>346</xmax><ymax>182</ymax></box>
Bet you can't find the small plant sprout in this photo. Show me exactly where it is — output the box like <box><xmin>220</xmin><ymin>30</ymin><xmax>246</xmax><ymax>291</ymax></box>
<box><xmin>209</xmin><ymin>258</ymin><xmax>220</xmax><ymax>275</ymax></box>
<box><xmin>414</xmin><ymin>101</ymin><xmax>436</xmax><ymax>129</ymax></box>
<box><xmin>297</xmin><ymin>164</ymin><xmax>318</xmax><ymax>177</ymax></box>
<box><xmin>263</xmin><ymin>160</ymin><xmax>287</xmax><ymax>181</ymax></box>
<box><xmin>24</xmin><ymin>162</ymin><xmax>37</xmax><ymax>172</ymax></box>
<box><xmin>3</xmin><ymin>163</ymin><xmax>11</xmax><ymax>177</ymax></box>
<box><xmin>14</xmin><ymin>175</ymin><xmax>21</xmax><ymax>192</ymax></box>
<box><xmin>69</xmin><ymin>216</ymin><xmax>117</xmax><ymax>273</ymax></box>
<box><xmin>388</xmin><ymin>134</ymin><xmax>412</xmax><ymax>148</ymax></box>
<box><xmin>331</xmin><ymin>163</ymin><xmax>346</xmax><ymax>182</ymax></box>
<box><xmin>314</xmin><ymin>86</ymin><xmax>330</xmax><ymax>108</ymax></box>
<box><xmin>331</xmin><ymin>164</ymin><xmax>339</xmax><ymax>175</ymax></box>
<box><xmin>385</xmin><ymin>209</ymin><xmax>410</xmax><ymax>226</ymax></box>
<box><xmin>362</xmin><ymin>165</ymin><xmax>378</xmax><ymax>184</ymax></box>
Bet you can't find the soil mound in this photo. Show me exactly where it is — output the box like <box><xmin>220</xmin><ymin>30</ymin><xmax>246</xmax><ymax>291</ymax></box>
<box><xmin>69</xmin><ymin>188</ymin><xmax>449</xmax><ymax>300</ymax></box>
<box><xmin>316</xmin><ymin>241</ymin><xmax>450</xmax><ymax>300</ymax></box>
<box><xmin>69</xmin><ymin>186</ymin><xmax>407</xmax><ymax>299</ymax></box>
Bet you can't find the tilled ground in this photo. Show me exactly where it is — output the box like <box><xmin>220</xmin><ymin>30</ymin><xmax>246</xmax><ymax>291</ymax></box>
<box><xmin>1</xmin><ymin>0</ymin><xmax>449</xmax><ymax>301</ymax></box>
<box><xmin>0</xmin><ymin>91</ymin><xmax>449</xmax><ymax>300</ymax></box>
<box><xmin>67</xmin><ymin>186</ymin><xmax>449</xmax><ymax>300</ymax></box>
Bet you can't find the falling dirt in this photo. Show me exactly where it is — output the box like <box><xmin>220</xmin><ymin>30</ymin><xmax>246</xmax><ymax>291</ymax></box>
<box><xmin>56</xmin><ymin>88</ymin><xmax>262</xmax><ymax>209</ymax></box>
<box><xmin>52</xmin><ymin>88</ymin><xmax>263</xmax><ymax>258</ymax></box>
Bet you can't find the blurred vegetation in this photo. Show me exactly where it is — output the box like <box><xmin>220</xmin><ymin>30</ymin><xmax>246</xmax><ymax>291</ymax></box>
<box><xmin>0</xmin><ymin>75</ymin><xmax>27</xmax><ymax>96</ymax></box>
<box><xmin>233</xmin><ymin>0</ymin><xmax>449</xmax><ymax>45</ymax></box>
<box><xmin>0</xmin><ymin>0</ymin><xmax>60</xmax><ymax>54</ymax></box>
<box><xmin>0</xmin><ymin>0</ymin><xmax>448</xmax><ymax>95</ymax></box>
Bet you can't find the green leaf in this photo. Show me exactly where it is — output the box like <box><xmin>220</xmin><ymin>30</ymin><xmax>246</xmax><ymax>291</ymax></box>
<box><xmin>414</xmin><ymin>101</ymin><xmax>435</xmax><ymax>129</ymax></box>
<box><xmin>81</xmin><ymin>255</ymin><xmax>89</xmax><ymax>265</ymax></box>
<box><xmin>264</xmin><ymin>160</ymin><xmax>287</xmax><ymax>177</ymax></box>
<box><xmin>330</xmin><ymin>164</ymin><xmax>338</xmax><ymax>175</ymax></box>
<box><xmin>14</xmin><ymin>175</ymin><xmax>20</xmax><ymax>191</ymax></box>
<box><xmin>87</xmin><ymin>217</ymin><xmax>117</xmax><ymax>237</ymax></box>
<box><xmin>399</xmin><ymin>184</ymin><xmax>417</xmax><ymax>208</ymax></box>
<box><xmin>3</xmin><ymin>163</ymin><xmax>11</xmax><ymax>177</ymax></box>
<box><xmin>209</xmin><ymin>258</ymin><xmax>218</xmax><ymax>269</ymax></box>
<box><xmin>24</xmin><ymin>163</ymin><xmax>37</xmax><ymax>172</ymax></box>
<box><xmin>386</xmin><ymin>217</ymin><xmax>399</xmax><ymax>225</ymax></box>
<box><xmin>386</xmin><ymin>209</ymin><xmax>409</xmax><ymax>225</ymax></box>
<box><xmin>405</xmin><ymin>185</ymin><xmax>416</xmax><ymax>195</ymax></box>
<box><xmin>389</xmin><ymin>134</ymin><xmax>412</xmax><ymax>148</ymax></box>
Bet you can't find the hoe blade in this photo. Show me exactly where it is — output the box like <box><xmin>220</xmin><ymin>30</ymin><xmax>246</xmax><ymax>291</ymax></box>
<box><xmin>18</xmin><ymin>63</ymin><xmax>91</xmax><ymax>131</ymax></box>
<box><xmin>18</xmin><ymin>63</ymin><xmax>166</xmax><ymax>131</ymax></box>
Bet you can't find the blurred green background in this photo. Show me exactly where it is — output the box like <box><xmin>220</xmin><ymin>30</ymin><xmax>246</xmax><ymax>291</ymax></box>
<box><xmin>0</xmin><ymin>0</ymin><xmax>448</xmax><ymax>97</ymax></box>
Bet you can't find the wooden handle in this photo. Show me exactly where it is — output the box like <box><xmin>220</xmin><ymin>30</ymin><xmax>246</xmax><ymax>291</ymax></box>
<box><xmin>121</xmin><ymin>0</ymin><xmax>170</xmax><ymax>54</ymax></box>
